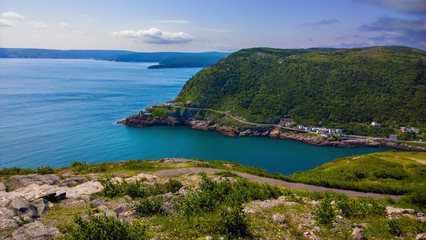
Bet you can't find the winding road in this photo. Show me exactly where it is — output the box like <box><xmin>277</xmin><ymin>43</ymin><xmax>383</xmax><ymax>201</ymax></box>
<box><xmin>153</xmin><ymin>167</ymin><xmax>402</xmax><ymax>199</ymax></box>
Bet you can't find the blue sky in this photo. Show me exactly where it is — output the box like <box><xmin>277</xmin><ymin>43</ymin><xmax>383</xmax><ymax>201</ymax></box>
<box><xmin>0</xmin><ymin>0</ymin><xmax>424</xmax><ymax>52</ymax></box>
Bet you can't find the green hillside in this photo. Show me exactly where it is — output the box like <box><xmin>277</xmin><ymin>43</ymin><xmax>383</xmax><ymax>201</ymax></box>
<box><xmin>175</xmin><ymin>47</ymin><xmax>426</xmax><ymax>130</ymax></box>
<box><xmin>288</xmin><ymin>151</ymin><xmax>426</xmax><ymax>196</ymax></box>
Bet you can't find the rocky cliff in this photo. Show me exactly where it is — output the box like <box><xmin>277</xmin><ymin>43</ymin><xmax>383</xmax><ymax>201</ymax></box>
<box><xmin>118</xmin><ymin>107</ymin><xmax>426</xmax><ymax>151</ymax></box>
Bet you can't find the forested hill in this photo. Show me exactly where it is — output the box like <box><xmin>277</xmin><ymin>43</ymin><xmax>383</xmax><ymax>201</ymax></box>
<box><xmin>0</xmin><ymin>48</ymin><xmax>229</xmax><ymax>68</ymax></box>
<box><xmin>175</xmin><ymin>46</ymin><xmax>426</xmax><ymax>128</ymax></box>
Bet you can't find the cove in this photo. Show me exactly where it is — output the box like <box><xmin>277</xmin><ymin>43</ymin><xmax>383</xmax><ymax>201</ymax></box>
<box><xmin>0</xmin><ymin>58</ymin><xmax>388</xmax><ymax>175</ymax></box>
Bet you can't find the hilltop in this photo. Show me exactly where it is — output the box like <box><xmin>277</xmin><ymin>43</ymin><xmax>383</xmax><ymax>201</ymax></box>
<box><xmin>0</xmin><ymin>48</ymin><xmax>229</xmax><ymax>69</ymax></box>
<box><xmin>0</xmin><ymin>152</ymin><xmax>425</xmax><ymax>239</ymax></box>
<box><xmin>175</xmin><ymin>46</ymin><xmax>426</xmax><ymax>137</ymax></box>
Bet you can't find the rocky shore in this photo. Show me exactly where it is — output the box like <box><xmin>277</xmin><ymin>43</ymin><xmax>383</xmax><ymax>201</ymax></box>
<box><xmin>117</xmin><ymin>108</ymin><xmax>426</xmax><ymax>152</ymax></box>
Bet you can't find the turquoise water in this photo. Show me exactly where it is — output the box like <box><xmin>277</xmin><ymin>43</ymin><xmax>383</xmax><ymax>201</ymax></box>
<box><xmin>0</xmin><ymin>58</ymin><xmax>387</xmax><ymax>175</ymax></box>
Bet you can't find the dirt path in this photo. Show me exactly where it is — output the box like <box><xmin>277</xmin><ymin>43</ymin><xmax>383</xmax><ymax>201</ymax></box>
<box><xmin>153</xmin><ymin>167</ymin><xmax>402</xmax><ymax>199</ymax></box>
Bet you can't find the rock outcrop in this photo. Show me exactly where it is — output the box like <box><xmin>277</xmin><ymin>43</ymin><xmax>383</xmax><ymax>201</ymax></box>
<box><xmin>118</xmin><ymin>107</ymin><xmax>426</xmax><ymax>151</ymax></box>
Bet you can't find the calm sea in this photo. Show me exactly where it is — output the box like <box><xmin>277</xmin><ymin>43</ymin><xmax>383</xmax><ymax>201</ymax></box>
<box><xmin>0</xmin><ymin>58</ymin><xmax>387</xmax><ymax>175</ymax></box>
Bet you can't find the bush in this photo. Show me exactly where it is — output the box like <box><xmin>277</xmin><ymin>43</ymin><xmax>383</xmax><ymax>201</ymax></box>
<box><xmin>98</xmin><ymin>177</ymin><xmax>183</xmax><ymax>199</ymax></box>
<box><xmin>134</xmin><ymin>196</ymin><xmax>164</xmax><ymax>217</ymax></box>
<box><xmin>164</xmin><ymin>178</ymin><xmax>183</xmax><ymax>193</ymax></box>
<box><xmin>219</xmin><ymin>205</ymin><xmax>248</xmax><ymax>238</ymax></box>
<box><xmin>337</xmin><ymin>197</ymin><xmax>385</xmax><ymax>219</ymax></box>
<box><xmin>314</xmin><ymin>193</ymin><xmax>336</xmax><ymax>226</ymax></box>
<box><xmin>63</xmin><ymin>214</ymin><xmax>148</xmax><ymax>240</ymax></box>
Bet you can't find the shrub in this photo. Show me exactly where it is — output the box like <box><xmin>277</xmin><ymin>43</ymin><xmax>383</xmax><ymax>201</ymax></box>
<box><xmin>314</xmin><ymin>193</ymin><xmax>336</xmax><ymax>226</ymax></box>
<box><xmin>164</xmin><ymin>178</ymin><xmax>183</xmax><ymax>193</ymax></box>
<box><xmin>219</xmin><ymin>205</ymin><xmax>248</xmax><ymax>238</ymax></box>
<box><xmin>337</xmin><ymin>198</ymin><xmax>385</xmax><ymax>219</ymax></box>
<box><xmin>63</xmin><ymin>214</ymin><xmax>148</xmax><ymax>240</ymax></box>
<box><xmin>134</xmin><ymin>196</ymin><xmax>164</xmax><ymax>217</ymax></box>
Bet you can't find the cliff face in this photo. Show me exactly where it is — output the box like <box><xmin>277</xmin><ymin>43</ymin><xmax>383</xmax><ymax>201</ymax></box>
<box><xmin>117</xmin><ymin>109</ymin><xmax>426</xmax><ymax>151</ymax></box>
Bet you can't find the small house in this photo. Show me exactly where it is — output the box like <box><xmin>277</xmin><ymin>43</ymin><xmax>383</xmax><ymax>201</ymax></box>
<box><xmin>328</xmin><ymin>129</ymin><xmax>336</xmax><ymax>134</ymax></box>
<box><xmin>411</xmin><ymin>128</ymin><xmax>420</xmax><ymax>134</ymax></box>
<box><xmin>336</xmin><ymin>129</ymin><xmax>343</xmax><ymax>133</ymax></box>
<box><xmin>164</xmin><ymin>100</ymin><xmax>176</xmax><ymax>106</ymax></box>
<box><xmin>320</xmin><ymin>133</ymin><xmax>331</xmax><ymax>138</ymax></box>
<box><xmin>305</xmin><ymin>127</ymin><xmax>312</xmax><ymax>132</ymax></box>
<box><xmin>298</xmin><ymin>125</ymin><xmax>305</xmax><ymax>130</ymax></box>
<box><xmin>371</xmin><ymin>121</ymin><xmax>380</xmax><ymax>126</ymax></box>
<box><xmin>400</xmin><ymin>127</ymin><xmax>408</xmax><ymax>132</ymax></box>
<box><xmin>389</xmin><ymin>135</ymin><xmax>398</xmax><ymax>140</ymax></box>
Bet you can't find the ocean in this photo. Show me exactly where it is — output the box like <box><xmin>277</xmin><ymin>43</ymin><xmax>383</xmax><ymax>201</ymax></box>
<box><xmin>0</xmin><ymin>58</ymin><xmax>387</xmax><ymax>175</ymax></box>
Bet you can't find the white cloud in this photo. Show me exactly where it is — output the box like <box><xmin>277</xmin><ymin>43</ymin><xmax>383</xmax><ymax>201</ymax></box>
<box><xmin>157</xmin><ymin>20</ymin><xmax>190</xmax><ymax>24</ymax></box>
<box><xmin>111</xmin><ymin>28</ymin><xmax>193</xmax><ymax>44</ymax></box>
<box><xmin>59</xmin><ymin>22</ymin><xmax>69</xmax><ymax>29</ymax></box>
<box><xmin>29</xmin><ymin>21</ymin><xmax>48</xmax><ymax>28</ymax></box>
<box><xmin>2</xmin><ymin>11</ymin><xmax>26</xmax><ymax>20</ymax></box>
<box><xmin>0</xmin><ymin>19</ymin><xmax>14</xmax><ymax>27</ymax></box>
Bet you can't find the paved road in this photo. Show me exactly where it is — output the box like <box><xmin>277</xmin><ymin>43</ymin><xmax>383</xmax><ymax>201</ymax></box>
<box><xmin>153</xmin><ymin>167</ymin><xmax>402</xmax><ymax>199</ymax></box>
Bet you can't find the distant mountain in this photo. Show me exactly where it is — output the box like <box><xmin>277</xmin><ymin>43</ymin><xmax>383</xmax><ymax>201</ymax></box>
<box><xmin>0</xmin><ymin>48</ymin><xmax>230</xmax><ymax>68</ymax></box>
<box><xmin>175</xmin><ymin>46</ymin><xmax>426</xmax><ymax>128</ymax></box>
<box><xmin>0</xmin><ymin>48</ymin><xmax>134</xmax><ymax>59</ymax></box>
<box><xmin>147</xmin><ymin>52</ymin><xmax>230</xmax><ymax>69</ymax></box>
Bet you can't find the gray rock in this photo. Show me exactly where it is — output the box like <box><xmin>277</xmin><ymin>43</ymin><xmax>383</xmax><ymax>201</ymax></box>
<box><xmin>9</xmin><ymin>197</ymin><xmax>36</xmax><ymax>216</ymax></box>
<box><xmin>161</xmin><ymin>201</ymin><xmax>174</xmax><ymax>216</ymax></box>
<box><xmin>97</xmin><ymin>205</ymin><xmax>116</xmax><ymax>217</ymax></box>
<box><xmin>0</xmin><ymin>207</ymin><xmax>16</xmax><ymax>219</ymax></box>
<box><xmin>80</xmin><ymin>195</ymin><xmax>93</xmax><ymax>202</ymax></box>
<box><xmin>205</xmin><ymin>236</ymin><xmax>214</xmax><ymax>240</ymax></box>
<box><xmin>0</xmin><ymin>182</ymin><xmax>6</xmax><ymax>192</ymax></box>
<box><xmin>115</xmin><ymin>203</ymin><xmax>132</xmax><ymax>214</ymax></box>
<box><xmin>92</xmin><ymin>198</ymin><xmax>106</xmax><ymax>206</ymax></box>
<box><xmin>11</xmin><ymin>221</ymin><xmax>60</xmax><ymax>240</ymax></box>
<box><xmin>62</xmin><ymin>176</ymin><xmax>89</xmax><ymax>186</ymax></box>
<box><xmin>416</xmin><ymin>233</ymin><xmax>426</xmax><ymax>240</ymax></box>
<box><xmin>6</xmin><ymin>174</ymin><xmax>62</xmax><ymax>190</ymax></box>
<box><xmin>31</xmin><ymin>198</ymin><xmax>54</xmax><ymax>216</ymax></box>
<box><xmin>272</xmin><ymin>214</ymin><xmax>286</xmax><ymax>223</ymax></box>
<box><xmin>0</xmin><ymin>218</ymin><xmax>19</xmax><ymax>230</ymax></box>
<box><xmin>352</xmin><ymin>226</ymin><xmax>366</xmax><ymax>240</ymax></box>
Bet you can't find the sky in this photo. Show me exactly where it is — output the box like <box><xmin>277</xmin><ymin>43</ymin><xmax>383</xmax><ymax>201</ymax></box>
<box><xmin>0</xmin><ymin>0</ymin><xmax>425</xmax><ymax>52</ymax></box>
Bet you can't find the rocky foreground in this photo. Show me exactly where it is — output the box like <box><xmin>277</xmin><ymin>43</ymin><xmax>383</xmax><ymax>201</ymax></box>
<box><xmin>0</xmin><ymin>158</ymin><xmax>425</xmax><ymax>239</ymax></box>
<box><xmin>118</xmin><ymin>108</ymin><xmax>426</xmax><ymax>151</ymax></box>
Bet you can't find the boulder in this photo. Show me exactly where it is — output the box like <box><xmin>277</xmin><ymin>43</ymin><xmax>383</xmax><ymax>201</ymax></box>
<box><xmin>6</xmin><ymin>174</ymin><xmax>62</xmax><ymax>190</ymax></box>
<box><xmin>115</xmin><ymin>203</ymin><xmax>132</xmax><ymax>215</ymax></box>
<box><xmin>386</xmin><ymin>206</ymin><xmax>419</xmax><ymax>220</ymax></box>
<box><xmin>92</xmin><ymin>198</ymin><xmax>106</xmax><ymax>207</ymax></box>
<box><xmin>415</xmin><ymin>233</ymin><xmax>426</xmax><ymax>240</ymax></box>
<box><xmin>62</xmin><ymin>176</ymin><xmax>88</xmax><ymax>186</ymax></box>
<box><xmin>0</xmin><ymin>207</ymin><xmax>16</xmax><ymax>219</ymax></box>
<box><xmin>272</xmin><ymin>214</ymin><xmax>286</xmax><ymax>223</ymax></box>
<box><xmin>0</xmin><ymin>218</ymin><xmax>19</xmax><ymax>230</ymax></box>
<box><xmin>11</xmin><ymin>221</ymin><xmax>60</xmax><ymax>240</ymax></box>
<box><xmin>30</xmin><ymin>198</ymin><xmax>54</xmax><ymax>216</ymax></box>
<box><xmin>352</xmin><ymin>226</ymin><xmax>366</xmax><ymax>240</ymax></box>
<box><xmin>8</xmin><ymin>197</ymin><xmax>54</xmax><ymax>221</ymax></box>
<box><xmin>0</xmin><ymin>182</ymin><xmax>6</xmax><ymax>192</ymax></box>
<box><xmin>97</xmin><ymin>205</ymin><xmax>116</xmax><ymax>217</ymax></box>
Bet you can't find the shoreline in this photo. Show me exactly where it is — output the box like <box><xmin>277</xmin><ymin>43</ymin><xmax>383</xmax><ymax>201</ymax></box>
<box><xmin>117</xmin><ymin>112</ymin><xmax>426</xmax><ymax>152</ymax></box>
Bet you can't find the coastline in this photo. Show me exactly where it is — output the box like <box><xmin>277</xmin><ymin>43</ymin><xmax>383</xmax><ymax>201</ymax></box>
<box><xmin>117</xmin><ymin>109</ymin><xmax>426</xmax><ymax>152</ymax></box>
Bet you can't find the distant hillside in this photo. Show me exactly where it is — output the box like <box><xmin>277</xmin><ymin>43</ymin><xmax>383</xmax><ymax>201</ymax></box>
<box><xmin>0</xmin><ymin>48</ymin><xmax>133</xmax><ymax>59</ymax></box>
<box><xmin>0</xmin><ymin>48</ymin><xmax>230</xmax><ymax>68</ymax></box>
<box><xmin>147</xmin><ymin>52</ymin><xmax>230</xmax><ymax>69</ymax></box>
<box><xmin>175</xmin><ymin>46</ymin><xmax>426</xmax><ymax>129</ymax></box>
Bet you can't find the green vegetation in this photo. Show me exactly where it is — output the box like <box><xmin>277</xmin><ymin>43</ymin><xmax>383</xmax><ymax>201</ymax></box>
<box><xmin>176</xmin><ymin>46</ymin><xmax>426</xmax><ymax>136</ymax></box>
<box><xmin>62</xmin><ymin>214</ymin><xmax>148</xmax><ymax>240</ymax></box>
<box><xmin>98</xmin><ymin>177</ymin><xmax>182</xmax><ymax>199</ymax></box>
<box><xmin>288</xmin><ymin>151</ymin><xmax>426</xmax><ymax>196</ymax></box>
<box><xmin>3</xmin><ymin>153</ymin><xmax>425</xmax><ymax>239</ymax></box>
<box><xmin>0</xmin><ymin>166</ymin><xmax>54</xmax><ymax>179</ymax></box>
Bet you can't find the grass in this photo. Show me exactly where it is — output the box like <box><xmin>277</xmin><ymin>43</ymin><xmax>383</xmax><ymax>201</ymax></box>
<box><xmin>287</xmin><ymin>151</ymin><xmax>426</xmax><ymax>196</ymax></box>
